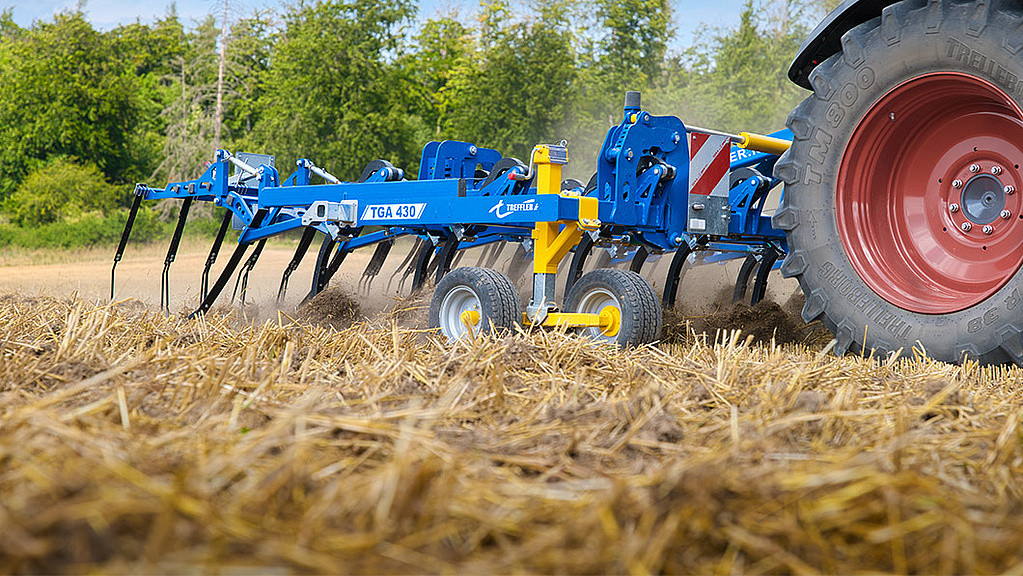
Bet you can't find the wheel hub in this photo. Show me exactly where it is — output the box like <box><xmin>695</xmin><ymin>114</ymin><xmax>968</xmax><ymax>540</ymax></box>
<box><xmin>837</xmin><ymin>72</ymin><xmax>1023</xmax><ymax>314</ymax></box>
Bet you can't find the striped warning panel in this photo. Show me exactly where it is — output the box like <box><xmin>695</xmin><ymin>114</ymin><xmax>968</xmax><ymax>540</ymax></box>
<box><xmin>689</xmin><ymin>132</ymin><xmax>730</xmax><ymax>197</ymax></box>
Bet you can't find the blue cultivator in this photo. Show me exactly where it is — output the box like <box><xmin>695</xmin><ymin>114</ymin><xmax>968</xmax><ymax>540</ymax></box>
<box><xmin>112</xmin><ymin>91</ymin><xmax>792</xmax><ymax>345</ymax></box>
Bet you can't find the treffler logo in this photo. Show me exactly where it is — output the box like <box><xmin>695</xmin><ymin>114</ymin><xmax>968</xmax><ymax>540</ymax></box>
<box><xmin>489</xmin><ymin>198</ymin><xmax>538</xmax><ymax>219</ymax></box>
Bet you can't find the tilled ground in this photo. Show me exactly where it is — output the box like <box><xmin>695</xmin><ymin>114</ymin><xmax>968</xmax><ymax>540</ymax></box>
<box><xmin>2</xmin><ymin>293</ymin><xmax>1022</xmax><ymax>574</ymax></box>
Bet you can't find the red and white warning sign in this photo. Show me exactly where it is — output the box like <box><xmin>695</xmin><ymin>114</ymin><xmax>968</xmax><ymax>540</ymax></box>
<box><xmin>689</xmin><ymin>132</ymin><xmax>730</xmax><ymax>197</ymax></box>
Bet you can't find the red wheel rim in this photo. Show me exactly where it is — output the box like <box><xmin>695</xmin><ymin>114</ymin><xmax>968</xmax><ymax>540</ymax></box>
<box><xmin>838</xmin><ymin>73</ymin><xmax>1023</xmax><ymax>314</ymax></box>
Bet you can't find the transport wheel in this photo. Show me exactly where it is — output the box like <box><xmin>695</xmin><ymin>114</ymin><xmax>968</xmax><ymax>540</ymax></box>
<box><xmin>774</xmin><ymin>0</ymin><xmax>1023</xmax><ymax>364</ymax></box>
<box><xmin>564</xmin><ymin>269</ymin><xmax>661</xmax><ymax>346</ymax></box>
<box><xmin>429</xmin><ymin>267</ymin><xmax>521</xmax><ymax>341</ymax></box>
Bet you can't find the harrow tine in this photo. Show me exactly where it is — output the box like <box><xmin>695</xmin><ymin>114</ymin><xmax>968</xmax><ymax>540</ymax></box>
<box><xmin>564</xmin><ymin>233</ymin><xmax>594</xmax><ymax>296</ymax></box>
<box><xmin>202</xmin><ymin>211</ymin><xmax>234</xmax><ymax>301</ymax></box>
<box><xmin>111</xmin><ymin>192</ymin><xmax>143</xmax><ymax>301</ymax></box>
<box><xmin>190</xmin><ymin>209</ymin><xmax>267</xmax><ymax>318</ymax></box>
<box><xmin>662</xmin><ymin>241</ymin><xmax>695</xmax><ymax>308</ymax></box>
<box><xmin>433</xmin><ymin>236</ymin><xmax>460</xmax><ymax>283</ymax></box>
<box><xmin>630</xmin><ymin>246</ymin><xmax>649</xmax><ymax>273</ymax></box>
<box><xmin>732</xmin><ymin>254</ymin><xmax>759</xmax><ymax>304</ymax></box>
<box><xmin>750</xmin><ymin>245</ymin><xmax>779</xmax><ymax>306</ymax></box>
<box><xmin>278</xmin><ymin>227</ymin><xmax>317</xmax><ymax>303</ymax></box>
<box><xmin>232</xmin><ymin>238</ymin><xmax>267</xmax><ymax>306</ymax></box>
<box><xmin>161</xmin><ymin>197</ymin><xmax>193</xmax><ymax>314</ymax></box>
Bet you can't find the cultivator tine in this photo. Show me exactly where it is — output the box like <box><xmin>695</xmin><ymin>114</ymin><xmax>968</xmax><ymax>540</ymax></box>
<box><xmin>278</xmin><ymin>227</ymin><xmax>318</xmax><ymax>303</ymax></box>
<box><xmin>189</xmin><ymin>209</ymin><xmax>267</xmax><ymax>318</ymax></box>
<box><xmin>732</xmin><ymin>254</ymin><xmax>759</xmax><ymax>304</ymax></box>
<box><xmin>482</xmin><ymin>242</ymin><xmax>507</xmax><ymax>269</ymax></box>
<box><xmin>110</xmin><ymin>193</ymin><xmax>143</xmax><ymax>300</ymax></box>
<box><xmin>749</xmin><ymin>245</ymin><xmax>779</xmax><ymax>306</ymax></box>
<box><xmin>565</xmin><ymin>234</ymin><xmax>594</xmax><ymax>296</ymax></box>
<box><xmin>359</xmin><ymin>240</ymin><xmax>392</xmax><ymax>295</ymax></box>
<box><xmin>160</xmin><ymin>197</ymin><xmax>193</xmax><ymax>314</ymax></box>
<box><xmin>390</xmin><ymin>237</ymin><xmax>423</xmax><ymax>292</ymax></box>
<box><xmin>202</xmin><ymin>211</ymin><xmax>234</xmax><ymax>301</ymax></box>
<box><xmin>630</xmin><ymin>246</ymin><xmax>649</xmax><ymax>273</ymax></box>
<box><xmin>307</xmin><ymin>236</ymin><xmax>337</xmax><ymax>301</ymax></box>
<box><xmin>662</xmin><ymin>242</ymin><xmax>695</xmax><ymax>308</ymax></box>
<box><xmin>506</xmin><ymin>242</ymin><xmax>532</xmax><ymax>286</ymax></box>
<box><xmin>232</xmin><ymin>239</ymin><xmax>267</xmax><ymax>306</ymax></box>
<box><xmin>433</xmin><ymin>236</ymin><xmax>460</xmax><ymax>283</ymax></box>
<box><xmin>410</xmin><ymin>237</ymin><xmax>438</xmax><ymax>293</ymax></box>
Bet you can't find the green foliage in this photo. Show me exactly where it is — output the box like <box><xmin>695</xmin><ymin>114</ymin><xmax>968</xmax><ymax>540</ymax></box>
<box><xmin>0</xmin><ymin>207</ymin><xmax>165</xmax><ymax>249</ymax></box>
<box><xmin>253</xmin><ymin>0</ymin><xmax>421</xmax><ymax>180</ymax></box>
<box><xmin>0</xmin><ymin>0</ymin><xmax>830</xmax><ymax>247</ymax></box>
<box><xmin>6</xmin><ymin>158</ymin><xmax>125</xmax><ymax>226</ymax></box>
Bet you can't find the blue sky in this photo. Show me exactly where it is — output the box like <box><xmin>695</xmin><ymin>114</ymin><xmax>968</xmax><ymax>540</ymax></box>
<box><xmin>7</xmin><ymin>0</ymin><xmax>754</xmax><ymax>49</ymax></box>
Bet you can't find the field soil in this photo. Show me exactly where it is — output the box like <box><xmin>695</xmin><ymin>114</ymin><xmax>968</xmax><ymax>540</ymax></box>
<box><xmin>2</xmin><ymin>293</ymin><xmax>1022</xmax><ymax>573</ymax></box>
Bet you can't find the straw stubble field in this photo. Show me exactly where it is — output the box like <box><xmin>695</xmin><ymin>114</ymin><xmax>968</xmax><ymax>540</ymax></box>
<box><xmin>2</xmin><ymin>291</ymin><xmax>1023</xmax><ymax>574</ymax></box>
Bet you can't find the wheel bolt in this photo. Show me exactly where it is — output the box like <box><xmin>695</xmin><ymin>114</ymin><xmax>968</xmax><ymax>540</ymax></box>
<box><xmin>992</xmin><ymin>165</ymin><xmax>1003</xmax><ymax>175</ymax></box>
<box><xmin>949</xmin><ymin>203</ymin><xmax>960</xmax><ymax>213</ymax></box>
<box><xmin>970</xmin><ymin>164</ymin><xmax>981</xmax><ymax>173</ymax></box>
<box><xmin>984</xmin><ymin>225</ymin><xmax>994</xmax><ymax>235</ymax></box>
<box><xmin>1007</xmin><ymin>185</ymin><xmax>1016</xmax><ymax>195</ymax></box>
<box><xmin>962</xmin><ymin>222</ymin><xmax>973</xmax><ymax>232</ymax></box>
<box><xmin>1002</xmin><ymin>210</ymin><xmax>1012</xmax><ymax>220</ymax></box>
<box><xmin>953</xmin><ymin>179</ymin><xmax>964</xmax><ymax>188</ymax></box>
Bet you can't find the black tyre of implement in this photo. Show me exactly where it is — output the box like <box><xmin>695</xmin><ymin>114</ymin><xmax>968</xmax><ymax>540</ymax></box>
<box><xmin>564</xmin><ymin>269</ymin><xmax>662</xmax><ymax>347</ymax></box>
<box><xmin>774</xmin><ymin>0</ymin><xmax>1023</xmax><ymax>364</ymax></box>
<box><xmin>428</xmin><ymin>267</ymin><xmax>521</xmax><ymax>340</ymax></box>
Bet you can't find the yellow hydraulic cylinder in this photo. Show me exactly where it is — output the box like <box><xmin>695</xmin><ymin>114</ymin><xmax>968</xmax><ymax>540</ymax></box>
<box><xmin>738</xmin><ymin>131</ymin><xmax>792</xmax><ymax>155</ymax></box>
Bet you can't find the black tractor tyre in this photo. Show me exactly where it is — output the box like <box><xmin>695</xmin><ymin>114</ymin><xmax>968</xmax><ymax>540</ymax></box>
<box><xmin>564</xmin><ymin>269</ymin><xmax>662</xmax><ymax>347</ymax></box>
<box><xmin>429</xmin><ymin>267</ymin><xmax>521</xmax><ymax>341</ymax></box>
<box><xmin>774</xmin><ymin>0</ymin><xmax>1023</xmax><ymax>364</ymax></box>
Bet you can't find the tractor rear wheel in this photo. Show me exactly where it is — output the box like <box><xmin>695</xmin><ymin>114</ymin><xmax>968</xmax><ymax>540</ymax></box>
<box><xmin>775</xmin><ymin>0</ymin><xmax>1023</xmax><ymax>364</ymax></box>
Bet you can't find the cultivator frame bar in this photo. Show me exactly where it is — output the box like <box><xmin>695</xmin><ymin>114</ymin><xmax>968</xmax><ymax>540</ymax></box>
<box><xmin>113</xmin><ymin>91</ymin><xmax>791</xmax><ymax>343</ymax></box>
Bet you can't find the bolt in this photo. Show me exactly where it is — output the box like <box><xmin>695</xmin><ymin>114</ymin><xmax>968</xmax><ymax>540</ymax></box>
<box><xmin>1003</xmin><ymin>210</ymin><xmax>1012</xmax><ymax>220</ymax></box>
<box><xmin>673</xmin><ymin>234</ymin><xmax>684</xmax><ymax>245</ymax></box>
<box><xmin>949</xmin><ymin>203</ymin><xmax>960</xmax><ymax>213</ymax></box>
<box><xmin>953</xmin><ymin>179</ymin><xmax>963</xmax><ymax>188</ymax></box>
<box><xmin>984</xmin><ymin>225</ymin><xmax>994</xmax><ymax>235</ymax></box>
<box><xmin>469</xmin><ymin>145</ymin><xmax>477</xmax><ymax>156</ymax></box>
<box><xmin>970</xmin><ymin>164</ymin><xmax>981</xmax><ymax>173</ymax></box>
<box><xmin>672</xmin><ymin>133</ymin><xmax>680</xmax><ymax>144</ymax></box>
<box><xmin>992</xmin><ymin>165</ymin><xmax>1003</xmax><ymax>175</ymax></box>
<box><xmin>962</xmin><ymin>222</ymin><xmax>973</xmax><ymax>232</ymax></box>
<box><xmin>692</xmin><ymin>203</ymin><xmax>705</xmax><ymax>211</ymax></box>
<box><xmin>1007</xmin><ymin>185</ymin><xmax>1016</xmax><ymax>195</ymax></box>
<box><xmin>889</xmin><ymin>112</ymin><xmax>896</xmax><ymax>121</ymax></box>
<box><xmin>626</xmin><ymin>148</ymin><xmax>633</xmax><ymax>161</ymax></box>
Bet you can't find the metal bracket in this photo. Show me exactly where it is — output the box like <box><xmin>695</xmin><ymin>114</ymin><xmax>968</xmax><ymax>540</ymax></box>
<box><xmin>302</xmin><ymin>200</ymin><xmax>358</xmax><ymax>226</ymax></box>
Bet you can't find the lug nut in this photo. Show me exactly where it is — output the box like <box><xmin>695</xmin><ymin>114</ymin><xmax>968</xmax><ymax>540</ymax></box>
<box><xmin>953</xmin><ymin>179</ymin><xmax>964</xmax><ymax>189</ymax></box>
<box><xmin>1002</xmin><ymin>210</ymin><xmax>1012</xmax><ymax>220</ymax></box>
<box><xmin>992</xmin><ymin>165</ymin><xmax>1003</xmax><ymax>175</ymax></box>
<box><xmin>961</xmin><ymin>222</ymin><xmax>973</xmax><ymax>232</ymax></box>
<box><xmin>970</xmin><ymin>164</ymin><xmax>981</xmax><ymax>173</ymax></box>
<box><xmin>949</xmin><ymin>203</ymin><xmax>960</xmax><ymax>213</ymax></box>
<box><xmin>1007</xmin><ymin>185</ymin><xmax>1016</xmax><ymax>195</ymax></box>
<box><xmin>984</xmin><ymin>225</ymin><xmax>994</xmax><ymax>235</ymax></box>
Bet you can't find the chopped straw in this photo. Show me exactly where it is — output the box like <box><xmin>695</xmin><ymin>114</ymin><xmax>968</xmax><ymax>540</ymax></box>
<box><xmin>1</xmin><ymin>292</ymin><xmax>1022</xmax><ymax>573</ymax></box>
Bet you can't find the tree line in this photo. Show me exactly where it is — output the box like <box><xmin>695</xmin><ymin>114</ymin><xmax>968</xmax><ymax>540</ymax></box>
<box><xmin>0</xmin><ymin>0</ymin><xmax>832</xmax><ymax>244</ymax></box>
